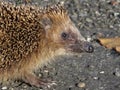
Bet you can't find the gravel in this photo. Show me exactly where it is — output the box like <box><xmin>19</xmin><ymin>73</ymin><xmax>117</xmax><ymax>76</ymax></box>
<box><xmin>1</xmin><ymin>0</ymin><xmax>120</xmax><ymax>90</ymax></box>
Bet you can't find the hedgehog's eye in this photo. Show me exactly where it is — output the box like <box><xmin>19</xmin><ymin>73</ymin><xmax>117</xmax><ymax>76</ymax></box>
<box><xmin>61</xmin><ymin>32</ymin><xmax>69</xmax><ymax>40</ymax></box>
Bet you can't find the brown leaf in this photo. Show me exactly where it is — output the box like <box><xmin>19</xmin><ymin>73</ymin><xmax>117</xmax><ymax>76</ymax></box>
<box><xmin>116</xmin><ymin>46</ymin><xmax>120</xmax><ymax>52</ymax></box>
<box><xmin>98</xmin><ymin>37</ymin><xmax>120</xmax><ymax>53</ymax></box>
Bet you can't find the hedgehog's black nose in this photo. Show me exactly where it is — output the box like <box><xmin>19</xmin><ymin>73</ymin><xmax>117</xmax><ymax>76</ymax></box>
<box><xmin>84</xmin><ymin>43</ymin><xmax>94</xmax><ymax>53</ymax></box>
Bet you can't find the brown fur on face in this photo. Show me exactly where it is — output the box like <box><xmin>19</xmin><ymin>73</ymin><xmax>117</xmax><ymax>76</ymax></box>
<box><xmin>0</xmin><ymin>1</ymin><xmax>93</xmax><ymax>87</ymax></box>
<box><xmin>42</xmin><ymin>4</ymin><xmax>93</xmax><ymax>54</ymax></box>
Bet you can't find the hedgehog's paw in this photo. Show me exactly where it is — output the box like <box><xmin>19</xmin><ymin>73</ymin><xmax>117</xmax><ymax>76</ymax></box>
<box><xmin>38</xmin><ymin>79</ymin><xmax>57</xmax><ymax>89</ymax></box>
<box><xmin>22</xmin><ymin>72</ymin><xmax>56</xmax><ymax>88</ymax></box>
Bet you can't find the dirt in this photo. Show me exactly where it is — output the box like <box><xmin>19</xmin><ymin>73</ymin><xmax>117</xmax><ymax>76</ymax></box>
<box><xmin>1</xmin><ymin>0</ymin><xmax>120</xmax><ymax>90</ymax></box>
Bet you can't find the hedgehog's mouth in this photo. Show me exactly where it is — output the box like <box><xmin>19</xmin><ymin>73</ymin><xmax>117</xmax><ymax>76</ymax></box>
<box><xmin>67</xmin><ymin>41</ymin><xmax>94</xmax><ymax>53</ymax></box>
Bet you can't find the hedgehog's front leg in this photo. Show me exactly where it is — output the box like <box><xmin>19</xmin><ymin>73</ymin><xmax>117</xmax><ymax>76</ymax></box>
<box><xmin>22</xmin><ymin>71</ymin><xmax>56</xmax><ymax>88</ymax></box>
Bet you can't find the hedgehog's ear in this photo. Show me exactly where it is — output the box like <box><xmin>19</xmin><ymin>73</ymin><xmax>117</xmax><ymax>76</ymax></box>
<box><xmin>41</xmin><ymin>17</ymin><xmax>53</xmax><ymax>31</ymax></box>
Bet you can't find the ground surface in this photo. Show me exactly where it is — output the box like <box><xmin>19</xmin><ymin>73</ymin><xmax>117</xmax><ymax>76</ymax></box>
<box><xmin>1</xmin><ymin>0</ymin><xmax>120</xmax><ymax>90</ymax></box>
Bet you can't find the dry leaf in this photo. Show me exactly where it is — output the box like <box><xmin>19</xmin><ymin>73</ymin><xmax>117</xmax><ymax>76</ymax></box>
<box><xmin>116</xmin><ymin>46</ymin><xmax>120</xmax><ymax>52</ymax></box>
<box><xmin>98</xmin><ymin>37</ymin><xmax>120</xmax><ymax>53</ymax></box>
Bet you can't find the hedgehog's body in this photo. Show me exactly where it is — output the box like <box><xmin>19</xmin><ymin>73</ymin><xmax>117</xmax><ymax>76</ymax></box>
<box><xmin>0</xmin><ymin>2</ymin><xmax>45</xmax><ymax>81</ymax></box>
<box><xmin>0</xmin><ymin>1</ymin><xmax>93</xmax><ymax>87</ymax></box>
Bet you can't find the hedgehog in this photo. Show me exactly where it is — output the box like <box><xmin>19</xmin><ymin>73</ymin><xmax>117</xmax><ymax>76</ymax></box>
<box><xmin>0</xmin><ymin>1</ymin><xmax>94</xmax><ymax>87</ymax></box>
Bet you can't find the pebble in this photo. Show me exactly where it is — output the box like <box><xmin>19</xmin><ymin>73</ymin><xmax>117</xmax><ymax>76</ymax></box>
<box><xmin>10</xmin><ymin>88</ymin><xmax>14</xmax><ymax>90</ymax></box>
<box><xmin>86</xmin><ymin>36</ymin><xmax>92</xmax><ymax>42</ymax></box>
<box><xmin>38</xmin><ymin>73</ymin><xmax>42</xmax><ymax>77</ymax></box>
<box><xmin>109</xmin><ymin>25</ymin><xmax>114</xmax><ymax>28</ymax></box>
<box><xmin>114</xmin><ymin>12</ymin><xmax>119</xmax><ymax>17</ymax></box>
<box><xmin>99</xmin><ymin>87</ymin><xmax>104</xmax><ymax>89</ymax></box>
<box><xmin>77</xmin><ymin>82</ymin><xmax>86</xmax><ymax>88</ymax></box>
<box><xmin>114</xmin><ymin>68</ymin><xmax>120</xmax><ymax>77</ymax></box>
<box><xmin>100</xmin><ymin>71</ymin><xmax>105</xmax><ymax>74</ymax></box>
<box><xmin>86</xmin><ymin>18</ymin><xmax>93</xmax><ymax>23</ymax></box>
<box><xmin>44</xmin><ymin>69</ymin><xmax>49</xmax><ymax>73</ymax></box>
<box><xmin>1</xmin><ymin>86</ymin><xmax>7</xmax><ymax>90</ymax></box>
<box><xmin>79</xmin><ymin>11</ymin><xmax>88</xmax><ymax>17</ymax></box>
<box><xmin>97</xmin><ymin>32</ymin><xmax>104</xmax><ymax>38</ymax></box>
<box><xmin>23</xmin><ymin>85</ymin><xmax>27</xmax><ymax>89</ymax></box>
<box><xmin>93</xmin><ymin>77</ymin><xmax>99</xmax><ymax>80</ymax></box>
<box><xmin>95</xmin><ymin>11</ymin><xmax>101</xmax><ymax>16</ymax></box>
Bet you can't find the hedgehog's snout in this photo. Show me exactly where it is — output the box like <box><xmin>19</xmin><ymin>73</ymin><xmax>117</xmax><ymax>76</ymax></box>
<box><xmin>67</xmin><ymin>40</ymin><xmax>94</xmax><ymax>53</ymax></box>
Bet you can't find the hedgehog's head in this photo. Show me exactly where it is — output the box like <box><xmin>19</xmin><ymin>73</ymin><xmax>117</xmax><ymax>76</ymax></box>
<box><xmin>41</xmin><ymin>2</ymin><xmax>94</xmax><ymax>54</ymax></box>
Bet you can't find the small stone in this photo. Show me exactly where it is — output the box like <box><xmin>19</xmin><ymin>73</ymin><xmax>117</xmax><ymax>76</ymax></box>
<box><xmin>86</xmin><ymin>18</ymin><xmax>93</xmax><ymax>23</ymax></box>
<box><xmin>109</xmin><ymin>25</ymin><xmax>114</xmax><ymax>28</ymax></box>
<box><xmin>100</xmin><ymin>71</ymin><xmax>105</xmax><ymax>74</ymax></box>
<box><xmin>44</xmin><ymin>0</ymin><xmax>49</xmax><ymax>1</ymax></box>
<box><xmin>114</xmin><ymin>12</ymin><xmax>120</xmax><ymax>17</ymax></box>
<box><xmin>99</xmin><ymin>87</ymin><xmax>104</xmax><ymax>89</ymax></box>
<box><xmin>114</xmin><ymin>68</ymin><xmax>120</xmax><ymax>77</ymax></box>
<box><xmin>95</xmin><ymin>11</ymin><xmax>101</xmax><ymax>16</ymax></box>
<box><xmin>9</xmin><ymin>88</ymin><xmax>14</xmax><ymax>90</ymax></box>
<box><xmin>93</xmin><ymin>77</ymin><xmax>99</xmax><ymax>80</ymax></box>
<box><xmin>23</xmin><ymin>85</ymin><xmax>27</xmax><ymax>89</ymax></box>
<box><xmin>79</xmin><ymin>11</ymin><xmax>87</xmax><ymax>17</ymax></box>
<box><xmin>77</xmin><ymin>82</ymin><xmax>86</xmax><ymax>88</ymax></box>
<box><xmin>118</xmin><ymin>24</ymin><xmax>120</xmax><ymax>27</ymax></box>
<box><xmin>44</xmin><ymin>70</ymin><xmax>49</xmax><ymax>73</ymax></box>
<box><xmin>97</xmin><ymin>32</ymin><xmax>104</xmax><ymax>38</ymax></box>
<box><xmin>1</xmin><ymin>86</ymin><xmax>7</xmax><ymax>90</ymax></box>
<box><xmin>86</xmin><ymin>36</ymin><xmax>92</xmax><ymax>42</ymax></box>
<box><xmin>38</xmin><ymin>73</ymin><xmax>42</xmax><ymax>77</ymax></box>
